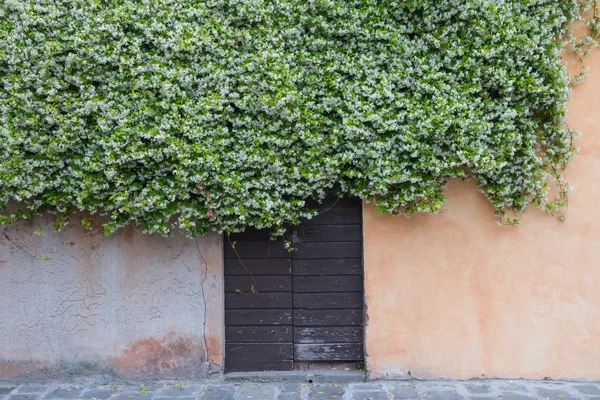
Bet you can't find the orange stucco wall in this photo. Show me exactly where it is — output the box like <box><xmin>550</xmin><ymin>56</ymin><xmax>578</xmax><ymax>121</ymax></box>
<box><xmin>363</xmin><ymin>50</ymin><xmax>600</xmax><ymax>380</ymax></box>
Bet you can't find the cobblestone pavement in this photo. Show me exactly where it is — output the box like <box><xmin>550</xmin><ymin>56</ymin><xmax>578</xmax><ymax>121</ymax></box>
<box><xmin>1</xmin><ymin>380</ymin><xmax>600</xmax><ymax>400</ymax></box>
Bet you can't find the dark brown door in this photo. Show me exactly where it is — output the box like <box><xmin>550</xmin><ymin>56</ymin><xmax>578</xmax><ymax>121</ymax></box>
<box><xmin>224</xmin><ymin>196</ymin><xmax>364</xmax><ymax>372</ymax></box>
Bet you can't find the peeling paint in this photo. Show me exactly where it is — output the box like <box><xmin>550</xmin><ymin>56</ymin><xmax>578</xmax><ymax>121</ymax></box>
<box><xmin>123</xmin><ymin>226</ymin><xmax>135</xmax><ymax>243</ymax></box>
<box><xmin>0</xmin><ymin>221</ymin><xmax>223</xmax><ymax>379</ymax></box>
<box><xmin>108</xmin><ymin>333</ymin><xmax>205</xmax><ymax>378</ymax></box>
<box><xmin>205</xmin><ymin>334</ymin><xmax>222</xmax><ymax>365</ymax></box>
<box><xmin>0</xmin><ymin>360</ymin><xmax>41</xmax><ymax>380</ymax></box>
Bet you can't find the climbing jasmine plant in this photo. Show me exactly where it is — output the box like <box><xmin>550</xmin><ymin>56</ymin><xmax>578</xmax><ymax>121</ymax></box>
<box><xmin>0</xmin><ymin>0</ymin><xmax>598</xmax><ymax>236</ymax></box>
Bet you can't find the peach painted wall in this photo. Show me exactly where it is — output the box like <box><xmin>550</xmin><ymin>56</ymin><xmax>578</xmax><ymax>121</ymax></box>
<box><xmin>363</xmin><ymin>50</ymin><xmax>600</xmax><ymax>380</ymax></box>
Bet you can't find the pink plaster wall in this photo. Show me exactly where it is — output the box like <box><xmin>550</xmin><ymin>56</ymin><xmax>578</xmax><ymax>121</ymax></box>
<box><xmin>363</xmin><ymin>50</ymin><xmax>600</xmax><ymax>380</ymax></box>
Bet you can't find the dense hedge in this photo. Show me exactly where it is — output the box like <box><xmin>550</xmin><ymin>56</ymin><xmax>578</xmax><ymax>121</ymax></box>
<box><xmin>0</xmin><ymin>0</ymin><xmax>588</xmax><ymax>236</ymax></box>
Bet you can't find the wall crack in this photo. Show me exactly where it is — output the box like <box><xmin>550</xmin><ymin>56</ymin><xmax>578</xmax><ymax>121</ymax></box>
<box><xmin>195</xmin><ymin>238</ymin><xmax>210</xmax><ymax>373</ymax></box>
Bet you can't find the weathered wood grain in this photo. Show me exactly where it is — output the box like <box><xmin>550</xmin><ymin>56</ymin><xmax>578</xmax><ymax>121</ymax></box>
<box><xmin>300</xmin><ymin>208</ymin><xmax>362</xmax><ymax>225</ymax></box>
<box><xmin>225</xmin><ymin>276</ymin><xmax>292</xmax><ymax>293</ymax></box>
<box><xmin>293</xmin><ymin>276</ymin><xmax>363</xmax><ymax>293</ymax></box>
<box><xmin>293</xmin><ymin>309</ymin><xmax>363</xmax><ymax>326</ymax></box>
<box><xmin>294</xmin><ymin>327</ymin><xmax>363</xmax><ymax>344</ymax></box>
<box><xmin>293</xmin><ymin>259</ymin><xmax>362</xmax><ymax>276</ymax></box>
<box><xmin>224</xmin><ymin>258</ymin><xmax>292</xmax><ymax>276</ymax></box>
<box><xmin>228</xmin><ymin>226</ymin><xmax>291</xmax><ymax>242</ymax></box>
<box><xmin>226</xmin><ymin>359</ymin><xmax>293</xmax><ymax>372</ymax></box>
<box><xmin>294</xmin><ymin>344</ymin><xmax>363</xmax><ymax>361</ymax></box>
<box><xmin>292</xmin><ymin>242</ymin><xmax>362</xmax><ymax>259</ymax></box>
<box><xmin>299</xmin><ymin>208</ymin><xmax>362</xmax><ymax>226</ymax></box>
<box><xmin>226</xmin><ymin>309</ymin><xmax>292</xmax><ymax>326</ymax></box>
<box><xmin>224</xmin><ymin>241</ymin><xmax>290</xmax><ymax>259</ymax></box>
<box><xmin>226</xmin><ymin>343</ymin><xmax>293</xmax><ymax>361</ymax></box>
<box><xmin>226</xmin><ymin>293</ymin><xmax>292</xmax><ymax>309</ymax></box>
<box><xmin>292</xmin><ymin>224</ymin><xmax>362</xmax><ymax>242</ymax></box>
<box><xmin>226</xmin><ymin>326</ymin><xmax>293</xmax><ymax>343</ymax></box>
<box><xmin>293</xmin><ymin>293</ymin><xmax>363</xmax><ymax>309</ymax></box>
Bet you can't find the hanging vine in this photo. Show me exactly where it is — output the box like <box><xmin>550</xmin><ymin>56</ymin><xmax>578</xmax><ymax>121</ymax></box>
<box><xmin>0</xmin><ymin>0</ymin><xmax>598</xmax><ymax>236</ymax></box>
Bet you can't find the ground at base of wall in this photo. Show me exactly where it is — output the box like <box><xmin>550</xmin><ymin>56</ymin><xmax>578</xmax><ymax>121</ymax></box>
<box><xmin>1</xmin><ymin>379</ymin><xmax>599</xmax><ymax>400</ymax></box>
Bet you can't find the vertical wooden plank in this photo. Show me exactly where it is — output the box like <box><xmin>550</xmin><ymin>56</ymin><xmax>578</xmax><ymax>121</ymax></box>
<box><xmin>290</xmin><ymin>195</ymin><xmax>365</xmax><ymax>364</ymax></box>
<box><xmin>224</xmin><ymin>227</ymin><xmax>294</xmax><ymax>372</ymax></box>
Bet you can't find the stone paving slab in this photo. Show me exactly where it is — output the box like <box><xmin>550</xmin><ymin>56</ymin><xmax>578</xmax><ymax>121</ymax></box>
<box><xmin>1</xmin><ymin>380</ymin><xmax>599</xmax><ymax>400</ymax></box>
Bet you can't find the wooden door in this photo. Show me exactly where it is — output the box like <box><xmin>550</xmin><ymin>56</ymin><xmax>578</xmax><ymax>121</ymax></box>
<box><xmin>224</xmin><ymin>227</ymin><xmax>294</xmax><ymax>372</ymax></box>
<box><xmin>224</xmin><ymin>196</ymin><xmax>364</xmax><ymax>372</ymax></box>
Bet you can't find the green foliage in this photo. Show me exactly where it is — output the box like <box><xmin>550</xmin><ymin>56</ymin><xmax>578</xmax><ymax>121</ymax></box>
<box><xmin>566</xmin><ymin>0</ymin><xmax>600</xmax><ymax>84</ymax></box>
<box><xmin>0</xmin><ymin>0</ymin><xmax>597</xmax><ymax>236</ymax></box>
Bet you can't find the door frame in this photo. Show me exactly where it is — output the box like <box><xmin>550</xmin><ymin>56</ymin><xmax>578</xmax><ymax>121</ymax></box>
<box><xmin>220</xmin><ymin>198</ymin><xmax>367</xmax><ymax>374</ymax></box>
